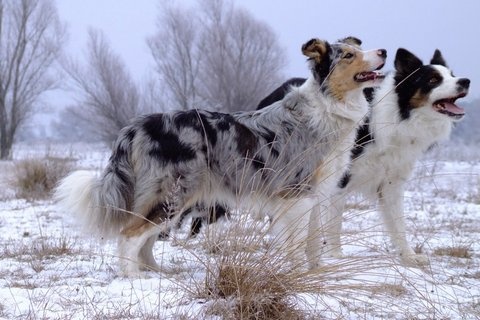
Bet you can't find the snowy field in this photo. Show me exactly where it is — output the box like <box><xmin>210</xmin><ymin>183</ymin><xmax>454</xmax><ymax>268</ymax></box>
<box><xmin>0</xmin><ymin>142</ymin><xmax>479</xmax><ymax>319</ymax></box>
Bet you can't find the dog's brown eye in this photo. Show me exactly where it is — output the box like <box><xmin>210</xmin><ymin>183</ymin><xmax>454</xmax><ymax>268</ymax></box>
<box><xmin>343</xmin><ymin>53</ymin><xmax>354</xmax><ymax>59</ymax></box>
<box><xmin>429</xmin><ymin>76</ymin><xmax>440</xmax><ymax>84</ymax></box>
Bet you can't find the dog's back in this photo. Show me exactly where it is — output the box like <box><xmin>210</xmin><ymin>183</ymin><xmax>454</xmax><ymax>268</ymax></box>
<box><xmin>257</xmin><ymin>78</ymin><xmax>306</xmax><ymax>110</ymax></box>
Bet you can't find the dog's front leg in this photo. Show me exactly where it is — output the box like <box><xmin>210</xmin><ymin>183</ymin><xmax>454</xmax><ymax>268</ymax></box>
<box><xmin>378</xmin><ymin>182</ymin><xmax>429</xmax><ymax>266</ymax></box>
<box><xmin>321</xmin><ymin>192</ymin><xmax>346</xmax><ymax>258</ymax></box>
<box><xmin>305</xmin><ymin>197</ymin><xmax>329</xmax><ymax>269</ymax></box>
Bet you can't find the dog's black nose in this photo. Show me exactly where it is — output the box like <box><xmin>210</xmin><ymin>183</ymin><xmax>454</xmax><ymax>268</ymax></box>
<box><xmin>458</xmin><ymin>78</ymin><xmax>470</xmax><ymax>89</ymax></box>
<box><xmin>378</xmin><ymin>49</ymin><xmax>387</xmax><ymax>58</ymax></box>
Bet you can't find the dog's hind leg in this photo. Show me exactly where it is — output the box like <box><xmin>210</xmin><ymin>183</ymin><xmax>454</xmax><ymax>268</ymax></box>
<box><xmin>139</xmin><ymin>234</ymin><xmax>161</xmax><ymax>271</ymax></box>
<box><xmin>117</xmin><ymin>234</ymin><xmax>143</xmax><ymax>277</ymax></box>
<box><xmin>119</xmin><ymin>219</ymin><xmax>165</xmax><ymax>276</ymax></box>
<box><xmin>117</xmin><ymin>198</ymin><xmax>170</xmax><ymax>275</ymax></box>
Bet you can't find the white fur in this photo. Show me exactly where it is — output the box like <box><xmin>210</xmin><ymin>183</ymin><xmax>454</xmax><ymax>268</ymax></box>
<box><xmin>55</xmin><ymin>170</ymin><xmax>99</xmax><ymax>232</ymax></box>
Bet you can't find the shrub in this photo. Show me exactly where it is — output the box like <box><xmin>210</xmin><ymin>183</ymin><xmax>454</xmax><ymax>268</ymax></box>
<box><xmin>10</xmin><ymin>156</ymin><xmax>73</xmax><ymax>199</ymax></box>
<box><xmin>433</xmin><ymin>245</ymin><xmax>472</xmax><ymax>259</ymax></box>
<box><xmin>182</xmin><ymin>212</ymin><xmax>394</xmax><ymax>320</ymax></box>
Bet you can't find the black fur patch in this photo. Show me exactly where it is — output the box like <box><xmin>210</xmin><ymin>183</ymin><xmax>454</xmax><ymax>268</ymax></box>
<box><xmin>257</xmin><ymin>78</ymin><xmax>307</xmax><ymax>109</ymax></box>
<box><xmin>106</xmin><ymin>127</ymin><xmax>136</xmax><ymax>209</ymax></box>
<box><xmin>340</xmin><ymin>118</ymin><xmax>374</xmax><ymax>189</ymax></box>
<box><xmin>173</xmin><ymin>110</ymin><xmax>218</xmax><ymax>146</ymax></box>
<box><xmin>338</xmin><ymin>171</ymin><xmax>351</xmax><ymax>189</ymax></box>
<box><xmin>312</xmin><ymin>44</ymin><xmax>333</xmax><ymax>89</ymax></box>
<box><xmin>351</xmin><ymin>118</ymin><xmax>374</xmax><ymax>160</ymax></box>
<box><xmin>173</xmin><ymin>110</ymin><xmax>201</xmax><ymax>130</ymax></box>
<box><xmin>198</xmin><ymin>113</ymin><xmax>218</xmax><ymax>146</ymax></box>
<box><xmin>251</xmin><ymin>155</ymin><xmax>266</xmax><ymax>170</ymax></box>
<box><xmin>234</xmin><ymin>122</ymin><xmax>258</xmax><ymax>156</ymax></box>
<box><xmin>430</xmin><ymin>49</ymin><xmax>447</xmax><ymax>67</ymax></box>
<box><xmin>258</xmin><ymin>126</ymin><xmax>279</xmax><ymax>158</ymax></box>
<box><xmin>189</xmin><ymin>204</ymin><xmax>228</xmax><ymax>237</ymax></box>
<box><xmin>110</xmin><ymin>128</ymin><xmax>135</xmax><ymax>165</ymax></box>
<box><xmin>214</xmin><ymin>113</ymin><xmax>235</xmax><ymax>131</ymax></box>
<box><xmin>146</xmin><ymin>202</ymin><xmax>171</xmax><ymax>223</ymax></box>
<box><xmin>363</xmin><ymin>88</ymin><xmax>375</xmax><ymax>103</ymax></box>
<box><xmin>258</xmin><ymin>126</ymin><xmax>276</xmax><ymax>144</ymax></box>
<box><xmin>143</xmin><ymin>114</ymin><xmax>196</xmax><ymax>164</ymax></box>
<box><xmin>176</xmin><ymin>207</ymin><xmax>193</xmax><ymax>228</ymax></box>
<box><xmin>125</xmin><ymin>127</ymin><xmax>136</xmax><ymax>141</ymax></box>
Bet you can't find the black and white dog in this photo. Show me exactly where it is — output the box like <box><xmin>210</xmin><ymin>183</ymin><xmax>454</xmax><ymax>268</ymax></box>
<box><xmin>55</xmin><ymin>37</ymin><xmax>386</xmax><ymax>275</ymax></box>
<box><xmin>236</xmin><ymin>48</ymin><xmax>469</xmax><ymax>265</ymax></box>
<box><xmin>328</xmin><ymin>48</ymin><xmax>470</xmax><ymax>265</ymax></box>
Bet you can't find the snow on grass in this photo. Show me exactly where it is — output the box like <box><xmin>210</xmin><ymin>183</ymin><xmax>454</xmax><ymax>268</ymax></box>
<box><xmin>0</xmin><ymin>142</ymin><xmax>479</xmax><ymax>319</ymax></box>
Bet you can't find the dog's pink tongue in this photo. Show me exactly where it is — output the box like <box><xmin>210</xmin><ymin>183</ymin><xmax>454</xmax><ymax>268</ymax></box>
<box><xmin>442</xmin><ymin>102</ymin><xmax>465</xmax><ymax>114</ymax></box>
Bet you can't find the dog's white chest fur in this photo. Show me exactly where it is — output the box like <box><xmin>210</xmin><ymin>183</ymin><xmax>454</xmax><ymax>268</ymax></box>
<box><xmin>299</xmin><ymin>78</ymin><xmax>368</xmax><ymax>192</ymax></box>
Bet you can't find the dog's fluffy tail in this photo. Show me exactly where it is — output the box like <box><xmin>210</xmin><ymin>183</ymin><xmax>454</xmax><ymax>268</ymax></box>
<box><xmin>55</xmin><ymin>168</ymin><xmax>131</xmax><ymax>238</ymax></box>
<box><xmin>55</xmin><ymin>131</ymin><xmax>135</xmax><ymax>239</ymax></box>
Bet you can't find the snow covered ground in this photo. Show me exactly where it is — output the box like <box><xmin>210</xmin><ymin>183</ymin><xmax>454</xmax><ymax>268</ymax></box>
<box><xmin>0</xmin><ymin>142</ymin><xmax>479</xmax><ymax>319</ymax></box>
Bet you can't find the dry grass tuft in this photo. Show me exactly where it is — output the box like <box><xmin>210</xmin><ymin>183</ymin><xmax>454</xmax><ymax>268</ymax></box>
<box><xmin>9</xmin><ymin>156</ymin><xmax>73</xmax><ymax>200</ymax></box>
<box><xmin>2</xmin><ymin>235</ymin><xmax>77</xmax><ymax>264</ymax></box>
<box><xmin>205</xmin><ymin>258</ymin><xmax>304</xmax><ymax>320</ymax></box>
<box><xmin>180</xmin><ymin>209</ymin><xmax>400</xmax><ymax>319</ymax></box>
<box><xmin>180</xmin><ymin>215</ymin><xmax>310</xmax><ymax>319</ymax></box>
<box><xmin>433</xmin><ymin>245</ymin><xmax>472</xmax><ymax>259</ymax></box>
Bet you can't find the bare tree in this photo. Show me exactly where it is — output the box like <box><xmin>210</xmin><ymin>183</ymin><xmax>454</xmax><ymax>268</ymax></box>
<box><xmin>148</xmin><ymin>0</ymin><xmax>286</xmax><ymax>113</ymax></box>
<box><xmin>0</xmin><ymin>0</ymin><xmax>65</xmax><ymax>159</ymax></box>
<box><xmin>148</xmin><ymin>4</ymin><xmax>201</xmax><ymax>110</ymax></box>
<box><xmin>198</xmin><ymin>0</ymin><xmax>286</xmax><ymax>111</ymax></box>
<box><xmin>62</xmin><ymin>29</ymin><xmax>144</xmax><ymax>145</ymax></box>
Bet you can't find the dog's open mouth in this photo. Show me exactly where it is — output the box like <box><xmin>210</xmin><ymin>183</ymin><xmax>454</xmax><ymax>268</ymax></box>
<box><xmin>354</xmin><ymin>67</ymin><xmax>385</xmax><ymax>83</ymax></box>
<box><xmin>433</xmin><ymin>93</ymin><xmax>467</xmax><ymax>120</ymax></box>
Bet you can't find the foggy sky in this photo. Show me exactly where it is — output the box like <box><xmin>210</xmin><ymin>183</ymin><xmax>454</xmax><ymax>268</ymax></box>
<box><xmin>56</xmin><ymin>0</ymin><xmax>479</xmax><ymax>108</ymax></box>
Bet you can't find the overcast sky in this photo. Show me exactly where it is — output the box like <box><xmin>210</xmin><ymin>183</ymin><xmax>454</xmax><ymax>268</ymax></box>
<box><xmin>51</xmin><ymin>0</ymin><xmax>478</xmax><ymax>125</ymax></box>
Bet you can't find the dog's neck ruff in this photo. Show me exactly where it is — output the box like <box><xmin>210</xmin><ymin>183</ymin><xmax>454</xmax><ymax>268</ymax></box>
<box><xmin>299</xmin><ymin>77</ymin><xmax>369</xmax><ymax>125</ymax></box>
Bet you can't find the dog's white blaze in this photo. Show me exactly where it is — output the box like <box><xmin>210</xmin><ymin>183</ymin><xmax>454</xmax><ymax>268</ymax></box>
<box><xmin>362</xmin><ymin>49</ymin><xmax>386</xmax><ymax>70</ymax></box>
<box><xmin>428</xmin><ymin>65</ymin><xmax>463</xmax><ymax>103</ymax></box>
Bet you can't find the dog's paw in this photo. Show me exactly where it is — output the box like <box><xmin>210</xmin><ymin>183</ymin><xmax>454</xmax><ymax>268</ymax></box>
<box><xmin>400</xmin><ymin>252</ymin><xmax>429</xmax><ymax>266</ymax></box>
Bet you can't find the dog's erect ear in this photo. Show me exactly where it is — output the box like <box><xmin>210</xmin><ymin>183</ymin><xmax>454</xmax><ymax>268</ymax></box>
<box><xmin>395</xmin><ymin>48</ymin><xmax>423</xmax><ymax>75</ymax></box>
<box><xmin>338</xmin><ymin>36</ymin><xmax>362</xmax><ymax>48</ymax></box>
<box><xmin>430</xmin><ymin>49</ymin><xmax>448</xmax><ymax>67</ymax></box>
<box><xmin>302</xmin><ymin>38</ymin><xmax>329</xmax><ymax>61</ymax></box>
